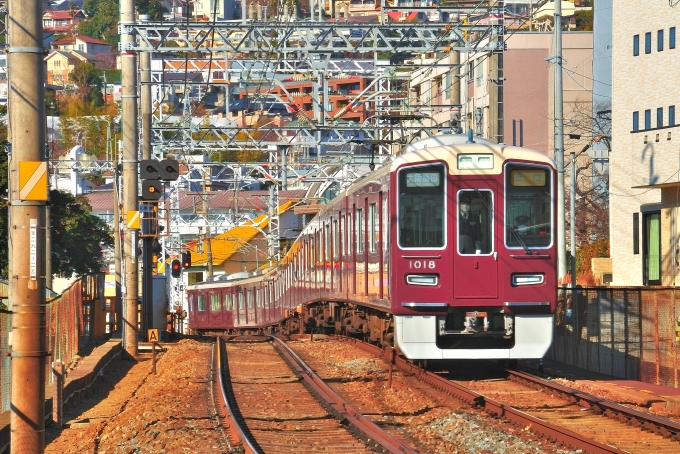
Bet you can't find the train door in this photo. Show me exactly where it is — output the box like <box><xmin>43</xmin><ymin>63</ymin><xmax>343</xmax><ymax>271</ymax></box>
<box><xmin>209</xmin><ymin>291</ymin><xmax>221</xmax><ymax>328</ymax></box>
<box><xmin>194</xmin><ymin>291</ymin><xmax>207</xmax><ymax>327</ymax></box>
<box><xmin>247</xmin><ymin>288</ymin><xmax>254</xmax><ymax>325</ymax></box>
<box><xmin>224</xmin><ymin>291</ymin><xmax>234</xmax><ymax>327</ymax></box>
<box><xmin>237</xmin><ymin>289</ymin><xmax>245</xmax><ymax>326</ymax></box>
<box><xmin>453</xmin><ymin>185</ymin><xmax>498</xmax><ymax>298</ymax></box>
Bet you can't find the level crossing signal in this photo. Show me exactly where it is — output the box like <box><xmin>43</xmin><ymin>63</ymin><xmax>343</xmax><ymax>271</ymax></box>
<box><xmin>171</xmin><ymin>259</ymin><xmax>181</xmax><ymax>278</ymax></box>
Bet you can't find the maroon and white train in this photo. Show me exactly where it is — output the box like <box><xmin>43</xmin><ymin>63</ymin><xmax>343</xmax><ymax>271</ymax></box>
<box><xmin>187</xmin><ymin>134</ymin><xmax>557</xmax><ymax>360</ymax></box>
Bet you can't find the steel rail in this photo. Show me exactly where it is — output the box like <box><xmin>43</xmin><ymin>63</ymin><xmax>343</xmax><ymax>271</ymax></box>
<box><xmin>508</xmin><ymin>369</ymin><xmax>680</xmax><ymax>441</ymax></box>
<box><xmin>270</xmin><ymin>335</ymin><xmax>417</xmax><ymax>454</ymax></box>
<box><xmin>337</xmin><ymin>336</ymin><xmax>628</xmax><ymax>454</ymax></box>
<box><xmin>215</xmin><ymin>337</ymin><xmax>262</xmax><ymax>454</ymax></box>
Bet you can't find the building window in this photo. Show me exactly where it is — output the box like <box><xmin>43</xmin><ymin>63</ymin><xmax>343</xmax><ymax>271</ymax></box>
<box><xmin>671</xmin><ymin>27</ymin><xmax>676</xmax><ymax>49</ymax></box>
<box><xmin>633</xmin><ymin>111</ymin><xmax>639</xmax><ymax>131</ymax></box>
<box><xmin>658</xmin><ymin>29</ymin><xmax>664</xmax><ymax>51</ymax></box>
<box><xmin>670</xmin><ymin>105</ymin><xmax>676</xmax><ymax>126</ymax></box>
<box><xmin>643</xmin><ymin>212</ymin><xmax>661</xmax><ymax>285</ymax></box>
<box><xmin>633</xmin><ymin>34</ymin><xmax>639</xmax><ymax>56</ymax></box>
<box><xmin>657</xmin><ymin>107</ymin><xmax>663</xmax><ymax>128</ymax></box>
<box><xmin>644</xmin><ymin>109</ymin><xmax>651</xmax><ymax>130</ymax></box>
<box><xmin>645</xmin><ymin>32</ymin><xmax>652</xmax><ymax>54</ymax></box>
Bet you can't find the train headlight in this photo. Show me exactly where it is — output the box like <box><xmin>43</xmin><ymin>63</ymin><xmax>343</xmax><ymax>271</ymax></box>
<box><xmin>406</xmin><ymin>274</ymin><xmax>439</xmax><ymax>286</ymax></box>
<box><xmin>512</xmin><ymin>274</ymin><xmax>544</xmax><ymax>286</ymax></box>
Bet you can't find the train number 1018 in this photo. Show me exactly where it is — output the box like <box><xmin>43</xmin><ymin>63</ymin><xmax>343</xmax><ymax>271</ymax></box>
<box><xmin>408</xmin><ymin>260</ymin><xmax>436</xmax><ymax>269</ymax></box>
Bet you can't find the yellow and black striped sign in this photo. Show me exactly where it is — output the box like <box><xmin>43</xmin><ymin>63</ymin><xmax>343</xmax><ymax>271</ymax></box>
<box><xmin>19</xmin><ymin>162</ymin><xmax>48</xmax><ymax>201</ymax></box>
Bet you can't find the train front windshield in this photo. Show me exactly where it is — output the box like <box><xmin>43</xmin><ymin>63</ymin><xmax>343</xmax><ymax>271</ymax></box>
<box><xmin>505</xmin><ymin>164</ymin><xmax>553</xmax><ymax>249</ymax></box>
<box><xmin>398</xmin><ymin>164</ymin><xmax>446</xmax><ymax>248</ymax></box>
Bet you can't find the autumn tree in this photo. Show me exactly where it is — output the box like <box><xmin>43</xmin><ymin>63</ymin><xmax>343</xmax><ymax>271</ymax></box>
<box><xmin>565</xmin><ymin>98</ymin><xmax>611</xmax><ymax>283</ymax></box>
<box><xmin>57</xmin><ymin>62</ymin><xmax>118</xmax><ymax>158</ymax></box>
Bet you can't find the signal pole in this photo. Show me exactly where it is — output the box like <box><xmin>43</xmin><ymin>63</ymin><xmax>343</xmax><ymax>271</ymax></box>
<box><xmin>141</xmin><ymin>48</ymin><xmax>154</xmax><ymax>334</ymax></box>
<box><xmin>121</xmin><ymin>0</ymin><xmax>139</xmax><ymax>355</ymax></box>
<box><xmin>8</xmin><ymin>0</ymin><xmax>48</xmax><ymax>450</ymax></box>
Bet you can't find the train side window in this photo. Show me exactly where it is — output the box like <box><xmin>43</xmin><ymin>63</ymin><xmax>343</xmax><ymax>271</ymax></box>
<box><xmin>398</xmin><ymin>164</ymin><xmax>446</xmax><ymax>248</ymax></box>
<box><xmin>357</xmin><ymin>208</ymin><xmax>364</xmax><ymax>253</ymax></box>
<box><xmin>325</xmin><ymin>223</ymin><xmax>330</xmax><ymax>260</ymax></box>
<box><xmin>505</xmin><ymin>164</ymin><xmax>553</xmax><ymax>249</ymax></box>
<box><xmin>346</xmin><ymin>213</ymin><xmax>352</xmax><ymax>256</ymax></box>
<box><xmin>333</xmin><ymin>219</ymin><xmax>339</xmax><ymax>260</ymax></box>
<box><xmin>458</xmin><ymin>190</ymin><xmax>493</xmax><ymax>255</ymax></box>
<box><xmin>369</xmin><ymin>203</ymin><xmax>377</xmax><ymax>252</ymax></box>
<box><xmin>257</xmin><ymin>289</ymin><xmax>261</xmax><ymax>308</ymax></box>
<box><xmin>225</xmin><ymin>294</ymin><xmax>232</xmax><ymax>311</ymax></box>
<box><xmin>239</xmin><ymin>292</ymin><xmax>244</xmax><ymax>310</ymax></box>
<box><xmin>197</xmin><ymin>295</ymin><xmax>206</xmax><ymax>312</ymax></box>
<box><xmin>211</xmin><ymin>293</ymin><xmax>220</xmax><ymax>311</ymax></box>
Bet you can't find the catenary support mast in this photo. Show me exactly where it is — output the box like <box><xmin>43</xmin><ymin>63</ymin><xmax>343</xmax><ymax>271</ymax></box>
<box><xmin>121</xmin><ymin>0</ymin><xmax>139</xmax><ymax>355</ymax></box>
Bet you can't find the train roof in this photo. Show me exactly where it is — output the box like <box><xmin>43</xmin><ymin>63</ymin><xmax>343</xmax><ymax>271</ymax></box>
<box><xmin>393</xmin><ymin>134</ymin><xmax>555</xmax><ymax>173</ymax></box>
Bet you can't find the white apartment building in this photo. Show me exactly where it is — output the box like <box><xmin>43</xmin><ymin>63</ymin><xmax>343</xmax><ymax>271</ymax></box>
<box><xmin>610</xmin><ymin>2</ymin><xmax>680</xmax><ymax>286</ymax></box>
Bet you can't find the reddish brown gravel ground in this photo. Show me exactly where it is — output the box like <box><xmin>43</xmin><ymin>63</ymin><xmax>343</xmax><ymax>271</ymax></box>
<box><xmin>45</xmin><ymin>339</ymin><xmax>230</xmax><ymax>454</ymax></box>
<box><xmin>289</xmin><ymin>336</ymin><xmax>575</xmax><ymax>454</ymax></box>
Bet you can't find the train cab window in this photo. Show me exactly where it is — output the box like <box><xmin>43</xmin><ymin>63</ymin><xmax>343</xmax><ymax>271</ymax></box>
<box><xmin>398</xmin><ymin>164</ymin><xmax>446</xmax><ymax>248</ymax></box>
<box><xmin>505</xmin><ymin>164</ymin><xmax>553</xmax><ymax>249</ymax></box>
<box><xmin>225</xmin><ymin>294</ymin><xmax>233</xmax><ymax>311</ymax></box>
<box><xmin>197</xmin><ymin>295</ymin><xmax>206</xmax><ymax>311</ymax></box>
<box><xmin>211</xmin><ymin>293</ymin><xmax>220</xmax><ymax>311</ymax></box>
<box><xmin>458</xmin><ymin>190</ymin><xmax>493</xmax><ymax>255</ymax></box>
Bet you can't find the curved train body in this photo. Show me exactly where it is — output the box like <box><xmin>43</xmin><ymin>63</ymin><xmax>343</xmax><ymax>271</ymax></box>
<box><xmin>187</xmin><ymin>135</ymin><xmax>557</xmax><ymax>360</ymax></box>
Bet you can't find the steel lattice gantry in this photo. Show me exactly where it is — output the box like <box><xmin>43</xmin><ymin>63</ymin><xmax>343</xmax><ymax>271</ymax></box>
<box><xmin>124</xmin><ymin>17</ymin><xmax>501</xmax><ymax>54</ymax></box>
<box><xmin>125</xmin><ymin>13</ymin><xmax>504</xmax><ymax>152</ymax></box>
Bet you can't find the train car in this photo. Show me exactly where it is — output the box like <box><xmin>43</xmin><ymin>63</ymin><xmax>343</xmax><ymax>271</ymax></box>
<box><xmin>186</xmin><ymin>134</ymin><xmax>557</xmax><ymax>360</ymax></box>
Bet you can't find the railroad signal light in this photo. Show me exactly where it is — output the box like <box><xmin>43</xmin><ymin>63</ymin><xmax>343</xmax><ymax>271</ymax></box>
<box><xmin>160</xmin><ymin>159</ymin><xmax>179</xmax><ymax>181</ymax></box>
<box><xmin>141</xmin><ymin>180</ymin><xmax>163</xmax><ymax>201</ymax></box>
<box><xmin>140</xmin><ymin>159</ymin><xmax>162</xmax><ymax>180</ymax></box>
<box><xmin>171</xmin><ymin>259</ymin><xmax>181</xmax><ymax>278</ymax></box>
<box><xmin>182</xmin><ymin>251</ymin><xmax>192</xmax><ymax>268</ymax></box>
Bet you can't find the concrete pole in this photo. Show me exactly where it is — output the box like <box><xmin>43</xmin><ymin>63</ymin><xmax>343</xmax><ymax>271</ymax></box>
<box><xmin>141</xmin><ymin>50</ymin><xmax>154</xmax><ymax>334</ymax></box>
<box><xmin>121</xmin><ymin>0</ymin><xmax>139</xmax><ymax>356</ymax></box>
<box><xmin>8</xmin><ymin>0</ymin><xmax>47</xmax><ymax>450</ymax></box>
<box><xmin>570</xmin><ymin>149</ymin><xmax>576</xmax><ymax>289</ymax></box>
<box><xmin>554</xmin><ymin>1</ymin><xmax>567</xmax><ymax>281</ymax></box>
<box><xmin>113</xmin><ymin>175</ymin><xmax>122</xmax><ymax>334</ymax></box>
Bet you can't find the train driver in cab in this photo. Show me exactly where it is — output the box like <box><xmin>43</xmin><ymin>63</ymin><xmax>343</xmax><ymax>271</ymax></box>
<box><xmin>459</xmin><ymin>194</ymin><xmax>483</xmax><ymax>254</ymax></box>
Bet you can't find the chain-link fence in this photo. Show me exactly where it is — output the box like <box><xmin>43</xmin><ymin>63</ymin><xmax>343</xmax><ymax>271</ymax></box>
<box><xmin>550</xmin><ymin>286</ymin><xmax>680</xmax><ymax>388</ymax></box>
<box><xmin>0</xmin><ymin>275</ymin><xmax>103</xmax><ymax>412</ymax></box>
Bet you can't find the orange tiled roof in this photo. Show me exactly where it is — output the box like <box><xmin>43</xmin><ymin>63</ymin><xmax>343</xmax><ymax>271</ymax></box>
<box><xmin>187</xmin><ymin>200</ymin><xmax>298</xmax><ymax>266</ymax></box>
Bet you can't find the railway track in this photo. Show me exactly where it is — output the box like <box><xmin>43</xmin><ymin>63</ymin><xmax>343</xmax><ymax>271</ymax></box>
<box><xmin>215</xmin><ymin>336</ymin><xmax>415</xmax><ymax>453</ymax></box>
<box><xmin>336</xmin><ymin>336</ymin><xmax>680</xmax><ymax>454</ymax></box>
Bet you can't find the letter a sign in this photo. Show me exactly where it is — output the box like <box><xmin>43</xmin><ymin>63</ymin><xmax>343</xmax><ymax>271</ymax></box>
<box><xmin>147</xmin><ymin>329</ymin><xmax>159</xmax><ymax>343</ymax></box>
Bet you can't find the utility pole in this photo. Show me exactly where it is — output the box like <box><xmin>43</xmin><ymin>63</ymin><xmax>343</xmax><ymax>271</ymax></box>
<box><xmin>121</xmin><ymin>0</ymin><xmax>139</xmax><ymax>355</ymax></box>
<box><xmin>203</xmin><ymin>169</ymin><xmax>213</xmax><ymax>278</ymax></box>
<box><xmin>140</xmin><ymin>46</ymin><xmax>154</xmax><ymax>334</ymax></box>
<box><xmin>488</xmin><ymin>1</ymin><xmax>504</xmax><ymax>143</ymax></box>
<box><xmin>554</xmin><ymin>0</ymin><xmax>567</xmax><ymax>281</ymax></box>
<box><xmin>8</xmin><ymin>0</ymin><xmax>47</xmax><ymax>450</ymax></box>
